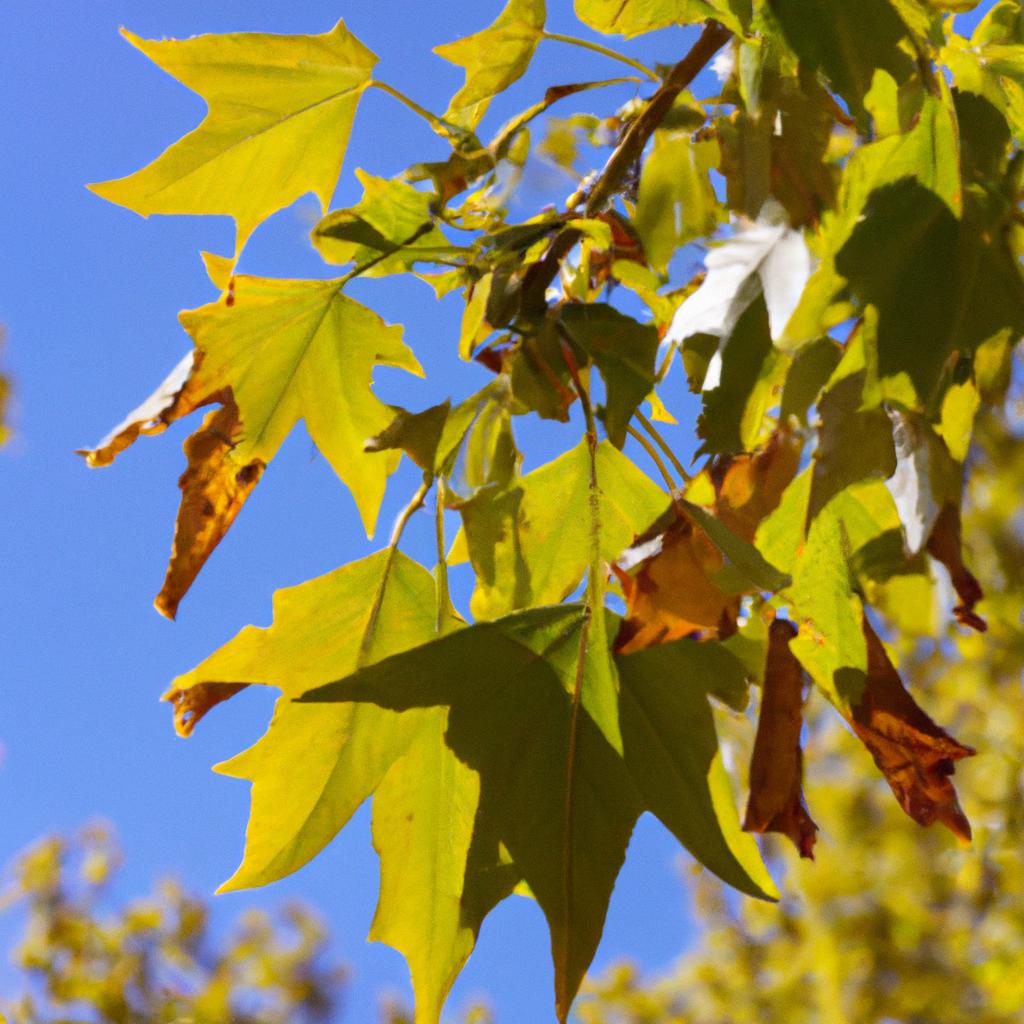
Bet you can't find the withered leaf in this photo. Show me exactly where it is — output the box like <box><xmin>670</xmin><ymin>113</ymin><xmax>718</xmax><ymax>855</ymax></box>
<box><xmin>77</xmin><ymin>352</ymin><xmax>194</xmax><ymax>467</ymax></box>
<box><xmin>614</xmin><ymin>506</ymin><xmax>736</xmax><ymax>654</ymax></box>
<box><xmin>158</xmin><ymin>400</ymin><xmax>264</xmax><ymax>619</ymax></box>
<box><xmin>850</xmin><ymin>617</ymin><xmax>975</xmax><ymax>841</ymax></box>
<box><xmin>744</xmin><ymin>619</ymin><xmax>818</xmax><ymax>859</ymax></box>
<box><xmin>166</xmin><ymin>681</ymin><xmax>249</xmax><ymax>737</ymax></box>
<box><xmin>713</xmin><ymin>428</ymin><xmax>804</xmax><ymax>542</ymax></box>
<box><xmin>926</xmin><ymin>502</ymin><xmax>987</xmax><ymax>633</ymax></box>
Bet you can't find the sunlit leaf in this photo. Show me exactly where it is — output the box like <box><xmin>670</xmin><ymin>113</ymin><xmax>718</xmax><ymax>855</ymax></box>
<box><xmin>89</xmin><ymin>21</ymin><xmax>377</xmax><ymax>255</ymax></box>
<box><xmin>302</xmin><ymin>604</ymin><xmax>775</xmax><ymax>1020</ymax></box>
<box><xmin>574</xmin><ymin>0</ymin><xmax>747</xmax><ymax>36</ymax></box>
<box><xmin>434</xmin><ymin>0</ymin><xmax>546</xmax><ymax>129</ymax></box>
<box><xmin>166</xmin><ymin>551</ymin><xmax>480</xmax><ymax>1023</ymax></box>
<box><xmin>452</xmin><ymin>439</ymin><xmax>667</xmax><ymax>619</ymax></box>
<box><xmin>80</xmin><ymin>278</ymin><xmax>422</xmax><ymax>615</ymax></box>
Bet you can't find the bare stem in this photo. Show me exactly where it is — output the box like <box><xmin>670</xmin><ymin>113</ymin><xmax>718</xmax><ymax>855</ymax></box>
<box><xmin>434</xmin><ymin>484</ymin><xmax>450</xmax><ymax>635</ymax></box>
<box><xmin>627</xmin><ymin>423</ymin><xmax>677</xmax><ymax>492</ymax></box>
<box><xmin>542</xmin><ymin>31</ymin><xmax>660</xmax><ymax>82</ymax></box>
<box><xmin>635</xmin><ymin>408</ymin><xmax>690</xmax><ymax>482</ymax></box>
<box><xmin>356</xmin><ymin>477</ymin><xmax>431</xmax><ymax>667</ymax></box>
<box><xmin>368</xmin><ymin>80</ymin><xmax>468</xmax><ymax>142</ymax></box>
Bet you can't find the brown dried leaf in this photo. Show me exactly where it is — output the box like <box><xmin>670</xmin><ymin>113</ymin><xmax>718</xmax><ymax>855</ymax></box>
<box><xmin>614</xmin><ymin>507</ymin><xmax>736</xmax><ymax>654</ymax></box>
<box><xmin>166</xmin><ymin>681</ymin><xmax>249</xmax><ymax>737</ymax></box>
<box><xmin>155</xmin><ymin>400</ymin><xmax>264</xmax><ymax>619</ymax></box>
<box><xmin>77</xmin><ymin>352</ymin><xmax>196</xmax><ymax>467</ymax></box>
<box><xmin>712</xmin><ymin>427</ymin><xmax>803</xmax><ymax>542</ymax></box>
<box><xmin>926</xmin><ymin>502</ymin><xmax>987</xmax><ymax>632</ymax></box>
<box><xmin>743</xmin><ymin>619</ymin><xmax>818</xmax><ymax>859</ymax></box>
<box><xmin>849</xmin><ymin>617</ymin><xmax>975</xmax><ymax>841</ymax></box>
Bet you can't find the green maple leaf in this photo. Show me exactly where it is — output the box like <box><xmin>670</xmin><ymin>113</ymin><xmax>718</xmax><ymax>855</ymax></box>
<box><xmin>559</xmin><ymin>304</ymin><xmax>660</xmax><ymax>448</ymax></box>
<box><xmin>767</xmin><ymin>0</ymin><xmax>912</xmax><ymax>120</ymax></box>
<box><xmin>166</xmin><ymin>551</ymin><xmax>484</xmax><ymax>1024</ymax></box>
<box><xmin>80</xmin><ymin>277</ymin><xmax>421</xmax><ymax>616</ymax></box>
<box><xmin>574</xmin><ymin>0</ymin><xmax>746</xmax><ymax>37</ymax></box>
<box><xmin>302</xmin><ymin>604</ymin><xmax>776</xmax><ymax>1022</ymax></box>
<box><xmin>89</xmin><ymin>21</ymin><xmax>377</xmax><ymax>256</ymax></box>
<box><xmin>450</xmin><ymin>439</ymin><xmax>668</xmax><ymax>619</ymax></box>
<box><xmin>434</xmin><ymin>0</ymin><xmax>547</xmax><ymax>129</ymax></box>
<box><xmin>311</xmin><ymin>170</ymin><xmax>459</xmax><ymax>276</ymax></box>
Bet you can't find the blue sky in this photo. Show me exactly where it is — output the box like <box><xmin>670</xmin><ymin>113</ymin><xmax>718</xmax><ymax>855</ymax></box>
<box><xmin>0</xmin><ymin>2</ymin><xmax>996</xmax><ymax>1021</ymax></box>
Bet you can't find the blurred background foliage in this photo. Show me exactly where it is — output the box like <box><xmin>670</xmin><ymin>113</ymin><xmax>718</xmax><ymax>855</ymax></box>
<box><xmin>0</xmin><ymin>823</ymin><xmax>346</xmax><ymax>1024</ymax></box>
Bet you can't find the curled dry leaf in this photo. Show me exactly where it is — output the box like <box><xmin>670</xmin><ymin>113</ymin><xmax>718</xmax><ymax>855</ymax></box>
<box><xmin>713</xmin><ymin>427</ymin><xmax>803</xmax><ymax>542</ymax></box>
<box><xmin>614</xmin><ymin>507</ymin><xmax>736</xmax><ymax>653</ymax></box>
<box><xmin>744</xmin><ymin>619</ymin><xmax>818</xmax><ymax>859</ymax></box>
<box><xmin>849</xmin><ymin>617</ymin><xmax>975</xmax><ymax>841</ymax></box>
<box><xmin>614</xmin><ymin>430</ymin><xmax>801</xmax><ymax>654</ymax></box>
<box><xmin>166</xmin><ymin>681</ymin><xmax>249</xmax><ymax>737</ymax></box>
<box><xmin>157</xmin><ymin>400</ymin><xmax>264</xmax><ymax>620</ymax></box>
<box><xmin>77</xmin><ymin>352</ymin><xmax>195</xmax><ymax>467</ymax></box>
<box><xmin>926</xmin><ymin>503</ymin><xmax>987</xmax><ymax>633</ymax></box>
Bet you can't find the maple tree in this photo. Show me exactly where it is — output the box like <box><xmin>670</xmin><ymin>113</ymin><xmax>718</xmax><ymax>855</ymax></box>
<box><xmin>79</xmin><ymin>1</ymin><xmax>1024</xmax><ymax>1021</ymax></box>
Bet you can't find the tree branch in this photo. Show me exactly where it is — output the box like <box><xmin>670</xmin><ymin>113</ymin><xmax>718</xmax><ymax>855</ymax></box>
<box><xmin>520</xmin><ymin>20</ymin><xmax>732</xmax><ymax>314</ymax></box>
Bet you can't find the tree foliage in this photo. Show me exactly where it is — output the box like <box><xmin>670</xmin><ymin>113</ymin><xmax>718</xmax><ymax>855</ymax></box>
<box><xmin>0</xmin><ymin>824</ymin><xmax>346</xmax><ymax>1024</ymax></box>
<box><xmin>80</xmin><ymin>2</ymin><xmax>1024</xmax><ymax>1020</ymax></box>
<box><xmin>578</xmin><ymin>405</ymin><xmax>1024</xmax><ymax>1023</ymax></box>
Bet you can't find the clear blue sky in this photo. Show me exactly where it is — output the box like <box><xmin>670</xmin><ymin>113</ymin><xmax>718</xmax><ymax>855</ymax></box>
<box><xmin>0</xmin><ymin>2</ymin><xmax>995</xmax><ymax>1021</ymax></box>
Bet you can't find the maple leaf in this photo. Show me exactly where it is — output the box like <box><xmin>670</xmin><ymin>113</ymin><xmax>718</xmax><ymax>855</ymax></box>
<box><xmin>89</xmin><ymin>21</ymin><xmax>377</xmax><ymax>257</ymax></box>
<box><xmin>614</xmin><ymin>433</ymin><xmax>797</xmax><ymax>654</ymax></box>
<box><xmin>744</xmin><ymin>618</ymin><xmax>818</xmax><ymax>859</ymax></box>
<box><xmin>79</xmin><ymin>277</ymin><xmax>422</xmax><ymax>617</ymax></box>
<box><xmin>768</xmin><ymin>0</ymin><xmax>913</xmax><ymax>120</ymax></box>
<box><xmin>301</xmin><ymin>605</ymin><xmax>776</xmax><ymax>1022</ymax></box>
<box><xmin>434</xmin><ymin>0</ymin><xmax>547</xmax><ymax>130</ymax></box>
<box><xmin>311</xmin><ymin>170</ymin><xmax>459</xmax><ymax>276</ymax></box>
<box><xmin>166</xmin><ymin>551</ymin><xmax>477</xmax><ymax>1024</ymax></box>
<box><xmin>449</xmin><ymin>438</ymin><xmax>668</xmax><ymax>619</ymax></box>
<box><xmin>574</xmin><ymin>0</ymin><xmax>747</xmax><ymax>36</ymax></box>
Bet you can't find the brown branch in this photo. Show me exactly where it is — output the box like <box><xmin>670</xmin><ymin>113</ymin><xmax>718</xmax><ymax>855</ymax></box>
<box><xmin>520</xmin><ymin>20</ymin><xmax>732</xmax><ymax>315</ymax></box>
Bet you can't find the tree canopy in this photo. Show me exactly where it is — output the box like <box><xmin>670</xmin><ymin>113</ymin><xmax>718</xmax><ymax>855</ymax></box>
<box><xmin>79</xmin><ymin>2</ymin><xmax>1024</xmax><ymax>1021</ymax></box>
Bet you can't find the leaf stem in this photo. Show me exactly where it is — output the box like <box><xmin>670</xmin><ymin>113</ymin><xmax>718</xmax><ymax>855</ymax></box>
<box><xmin>635</xmin><ymin>408</ymin><xmax>690</xmax><ymax>482</ymax></box>
<box><xmin>542</xmin><ymin>31</ymin><xmax>660</xmax><ymax>82</ymax></box>
<box><xmin>626</xmin><ymin>423</ymin><xmax>677</xmax><ymax>492</ymax></box>
<box><xmin>434</xmin><ymin>483</ymin><xmax>451</xmax><ymax>635</ymax></box>
<box><xmin>356</xmin><ymin>477</ymin><xmax>431</xmax><ymax>667</ymax></box>
<box><xmin>368</xmin><ymin>80</ymin><xmax>469</xmax><ymax>143</ymax></box>
<box><xmin>336</xmin><ymin>222</ymin><xmax>436</xmax><ymax>286</ymax></box>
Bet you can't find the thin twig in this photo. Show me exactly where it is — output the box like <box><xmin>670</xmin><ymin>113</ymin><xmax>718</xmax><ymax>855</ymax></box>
<box><xmin>627</xmin><ymin>423</ymin><xmax>677</xmax><ymax>492</ymax></box>
<box><xmin>542</xmin><ymin>31</ymin><xmax>660</xmax><ymax>82</ymax></box>
<box><xmin>635</xmin><ymin>408</ymin><xmax>690</xmax><ymax>482</ymax></box>
<box><xmin>434</xmin><ymin>483</ymin><xmax>450</xmax><ymax>635</ymax></box>
<box><xmin>520</xmin><ymin>21</ymin><xmax>732</xmax><ymax>312</ymax></box>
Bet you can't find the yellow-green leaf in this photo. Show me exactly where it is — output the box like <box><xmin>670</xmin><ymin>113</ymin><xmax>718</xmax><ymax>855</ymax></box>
<box><xmin>166</xmin><ymin>551</ymin><xmax>485</xmax><ymax>1024</ymax></box>
<box><xmin>89</xmin><ymin>21</ymin><xmax>377</xmax><ymax>255</ymax></box>
<box><xmin>434</xmin><ymin>0</ymin><xmax>546</xmax><ymax>129</ymax></box>
<box><xmin>311</xmin><ymin>170</ymin><xmax>457</xmax><ymax>276</ymax></box>
<box><xmin>451</xmin><ymin>439</ymin><xmax>667</xmax><ymax>619</ymax></box>
<box><xmin>575</xmin><ymin>0</ymin><xmax>745</xmax><ymax>37</ymax></box>
<box><xmin>302</xmin><ymin>605</ymin><xmax>775</xmax><ymax>1021</ymax></box>
<box><xmin>80</xmin><ymin>277</ymin><xmax>421</xmax><ymax>616</ymax></box>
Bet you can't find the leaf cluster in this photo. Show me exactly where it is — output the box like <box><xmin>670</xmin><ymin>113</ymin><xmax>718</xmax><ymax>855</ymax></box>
<box><xmin>80</xmin><ymin>1</ymin><xmax>1024</xmax><ymax>1020</ymax></box>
